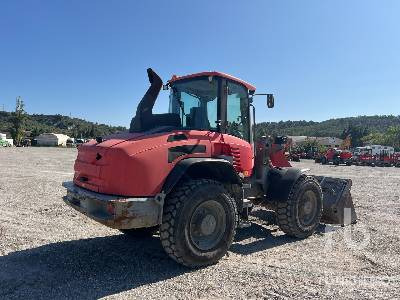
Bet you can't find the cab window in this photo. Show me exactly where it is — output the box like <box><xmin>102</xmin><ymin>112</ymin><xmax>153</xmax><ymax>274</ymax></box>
<box><xmin>226</xmin><ymin>81</ymin><xmax>250</xmax><ymax>141</ymax></box>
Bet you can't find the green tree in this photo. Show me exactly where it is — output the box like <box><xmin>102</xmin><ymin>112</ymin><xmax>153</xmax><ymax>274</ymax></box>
<box><xmin>362</xmin><ymin>131</ymin><xmax>385</xmax><ymax>145</ymax></box>
<box><xmin>341</xmin><ymin>125</ymin><xmax>369</xmax><ymax>147</ymax></box>
<box><xmin>89</xmin><ymin>124</ymin><xmax>100</xmax><ymax>138</ymax></box>
<box><xmin>31</xmin><ymin>126</ymin><xmax>44</xmax><ymax>138</ymax></box>
<box><xmin>384</xmin><ymin>126</ymin><xmax>400</xmax><ymax>150</ymax></box>
<box><xmin>295</xmin><ymin>139</ymin><xmax>327</xmax><ymax>154</ymax></box>
<box><xmin>10</xmin><ymin>97</ymin><xmax>26</xmax><ymax>146</ymax></box>
<box><xmin>362</xmin><ymin>126</ymin><xmax>400</xmax><ymax>151</ymax></box>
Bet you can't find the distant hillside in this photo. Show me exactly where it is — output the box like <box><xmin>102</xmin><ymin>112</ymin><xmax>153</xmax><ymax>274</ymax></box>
<box><xmin>0</xmin><ymin>111</ymin><xmax>126</xmax><ymax>138</ymax></box>
<box><xmin>255</xmin><ymin>115</ymin><xmax>400</xmax><ymax>138</ymax></box>
<box><xmin>1</xmin><ymin>112</ymin><xmax>399</xmax><ymax>140</ymax></box>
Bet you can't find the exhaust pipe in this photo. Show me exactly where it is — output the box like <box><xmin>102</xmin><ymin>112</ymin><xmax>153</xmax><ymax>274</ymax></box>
<box><xmin>130</xmin><ymin>68</ymin><xmax>163</xmax><ymax>132</ymax></box>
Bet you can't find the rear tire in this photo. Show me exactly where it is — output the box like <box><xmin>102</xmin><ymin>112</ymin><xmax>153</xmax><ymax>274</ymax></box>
<box><xmin>160</xmin><ymin>179</ymin><xmax>238</xmax><ymax>267</ymax></box>
<box><xmin>276</xmin><ymin>175</ymin><xmax>323</xmax><ymax>238</ymax></box>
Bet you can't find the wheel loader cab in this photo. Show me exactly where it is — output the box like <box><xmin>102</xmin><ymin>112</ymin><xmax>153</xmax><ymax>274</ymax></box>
<box><xmin>168</xmin><ymin>73</ymin><xmax>253</xmax><ymax>143</ymax></box>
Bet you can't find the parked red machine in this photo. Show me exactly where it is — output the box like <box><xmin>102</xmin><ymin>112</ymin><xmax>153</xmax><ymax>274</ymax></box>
<box><xmin>321</xmin><ymin>148</ymin><xmax>353</xmax><ymax>166</ymax></box>
<box><xmin>352</xmin><ymin>148</ymin><xmax>374</xmax><ymax>166</ymax></box>
<box><xmin>393</xmin><ymin>153</ymin><xmax>400</xmax><ymax>167</ymax></box>
<box><xmin>62</xmin><ymin>68</ymin><xmax>356</xmax><ymax>267</ymax></box>
<box><xmin>375</xmin><ymin>150</ymin><xmax>394</xmax><ymax>167</ymax></box>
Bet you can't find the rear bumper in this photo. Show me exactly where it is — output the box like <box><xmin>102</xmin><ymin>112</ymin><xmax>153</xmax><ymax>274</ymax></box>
<box><xmin>62</xmin><ymin>181</ymin><xmax>163</xmax><ymax>229</ymax></box>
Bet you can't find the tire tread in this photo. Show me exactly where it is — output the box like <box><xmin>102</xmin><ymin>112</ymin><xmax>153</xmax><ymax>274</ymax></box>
<box><xmin>276</xmin><ymin>175</ymin><xmax>322</xmax><ymax>238</ymax></box>
<box><xmin>160</xmin><ymin>179</ymin><xmax>237</xmax><ymax>267</ymax></box>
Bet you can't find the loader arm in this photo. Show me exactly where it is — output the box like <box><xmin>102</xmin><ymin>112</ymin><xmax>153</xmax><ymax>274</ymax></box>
<box><xmin>251</xmin><ymin>136</ymin><xmax>357</xmax><ymax>226</ymax></box>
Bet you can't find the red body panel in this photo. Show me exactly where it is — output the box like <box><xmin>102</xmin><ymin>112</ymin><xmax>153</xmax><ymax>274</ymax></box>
<box><xmin>325</xmin><ymin>149</ymin><xmax>352</xmax><ymax>161</ymax></box>
<box><xmin>74</xmin><ymin>130</ymin><xmax>255</xmax><ymax>197</ymax></box>
<box><xmin>359</xmin><ymin>153</ymin><xmax>374</xmax><ymax>164</ymax></box>
<box><xmin>269</xmin><ymin>144</ymin><xmax>291</xmax><ymax>167</ymax></box>
<box><xmin>219</xmin><ymin>133</ymin><xmax>254</xmax><ymax>175</ymax></box>
<box><xmin>340</xmin><ymin>151</ymin><xmax>352</xmax><ymax>160</ymax></box>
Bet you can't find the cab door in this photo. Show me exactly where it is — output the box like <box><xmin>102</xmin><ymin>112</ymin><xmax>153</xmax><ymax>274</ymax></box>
<box><xmin>221</xmin><ymin>79</ymin><xmax>254</xmax><ymax>175</ymax></box>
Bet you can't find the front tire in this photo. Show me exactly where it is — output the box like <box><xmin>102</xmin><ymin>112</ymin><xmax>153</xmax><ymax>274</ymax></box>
<box><xmin>276</xmin><ymin>175</ymin><xmax>323</xmax><ymax>238</ymax></box>
<box><xmin>160</xmin><ymin>179</ymin><xmax>238</xmax><ymax>268</ymax></box>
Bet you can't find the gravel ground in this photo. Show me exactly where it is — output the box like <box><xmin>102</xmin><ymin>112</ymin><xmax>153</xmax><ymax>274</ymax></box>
<box><xmin>0</xmin><ymin>147</ymin><xmax>399</xmax><ymax>299</ymax></box>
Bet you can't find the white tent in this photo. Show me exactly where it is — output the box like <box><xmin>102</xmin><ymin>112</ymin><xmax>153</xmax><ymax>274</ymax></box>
<box><xmin>36</xmin><ymin>133</ymin><xmax>70</xmax><ymax>147</ymax></box>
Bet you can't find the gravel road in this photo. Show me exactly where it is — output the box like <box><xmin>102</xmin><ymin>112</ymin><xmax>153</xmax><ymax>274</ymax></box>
<box><xmin>0</xmin><ymin>147</ymin><xmax>399</xmax><ymax>299</ymax></box>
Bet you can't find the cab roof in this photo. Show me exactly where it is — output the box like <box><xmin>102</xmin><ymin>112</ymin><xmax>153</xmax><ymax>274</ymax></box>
<box><xmin>168</xmin><ymin>71</ymin><xmax>256</xmax><ymax>92</ymax></box>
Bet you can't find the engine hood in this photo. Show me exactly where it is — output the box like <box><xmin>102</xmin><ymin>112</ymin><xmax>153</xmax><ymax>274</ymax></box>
<box><xmin>92</xmin><ymin>126</ymin><xmax>177</xmax><ymax>148</ymax></box>
<box><xmin>94</xmin><ymin>131</ymin><xmax>149</xmax><ymax>148</ymax></box>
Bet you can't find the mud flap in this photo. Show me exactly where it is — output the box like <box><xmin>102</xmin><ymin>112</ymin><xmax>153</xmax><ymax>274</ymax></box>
<box><xmin>314</xmin><ymin>176</ymin><xmax>357</xmax><ymax>225</ymax></box>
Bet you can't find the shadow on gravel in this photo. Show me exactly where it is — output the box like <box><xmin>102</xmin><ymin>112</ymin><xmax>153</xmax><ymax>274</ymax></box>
<box><xmin>231</xmin><ymin>209</ymin><xmax>297</xmax><ymax>255</ymax></box>
<box><xmin>0</xmin><ymin>234</ymin><xmax>189</xmax><ymax>299</ymax></box>
<box><xmin>231</xmin><ymin>224</ymin><xmax>298</xmax><ymax>255</ymax></box>
<box><xmin>231</xmin><ymin>210</ymin><xmax>329</xmax><ymax>256</ymax></box>
<box><xmin>0</xmin><ymin>213</ymin><xmax>333</xmax><ymax>299</ymax></box>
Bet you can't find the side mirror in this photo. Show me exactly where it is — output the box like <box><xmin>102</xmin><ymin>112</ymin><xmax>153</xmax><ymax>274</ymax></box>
<box><xmin>267</xmin><ymin>94</ymin><xmax>274</xmax><ymax>108</ymax></box>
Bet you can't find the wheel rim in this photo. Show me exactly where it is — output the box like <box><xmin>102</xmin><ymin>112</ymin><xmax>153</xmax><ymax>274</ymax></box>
<box><xmin>189</xmin><ymin>200</ymin><xmax>226</xmax><ymax>251</ymax></box>
<box><xmin>297</xmin><ymin>190</ymin><xmax>318</xmax><ymax>227</ymax></box>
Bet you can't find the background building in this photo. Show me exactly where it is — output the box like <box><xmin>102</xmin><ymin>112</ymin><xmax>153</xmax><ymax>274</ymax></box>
<box><xmin>35</xmin><ymin>133</ymin><xmax>70</xmax><ymax>147</ymax></box>
<box><xmin>288</xmin><ymin>136</ymin><xmax>343</xmax><ymax>148</ymax></box>
<box><xmin>314</xmin><ymin>137</ymin><xmax>343</xmax><ymax>148</ymax></box>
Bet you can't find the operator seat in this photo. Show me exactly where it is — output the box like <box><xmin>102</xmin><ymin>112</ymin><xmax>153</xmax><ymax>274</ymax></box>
<box><xmin>187</xmin><ymin>107</ymin><xmax>210</xmax><ymax>130</ymax></box>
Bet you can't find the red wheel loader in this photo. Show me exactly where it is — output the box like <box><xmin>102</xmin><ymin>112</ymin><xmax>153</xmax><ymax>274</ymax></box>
<box><xmin>321</xmin><ymin>148</ymin><xmax>353</xmax><ymax>166</ymax></box>
<box><xmin>62</xmin><ymin>68</ymin><xmax>356</xmax><ymax>267</ymax></box>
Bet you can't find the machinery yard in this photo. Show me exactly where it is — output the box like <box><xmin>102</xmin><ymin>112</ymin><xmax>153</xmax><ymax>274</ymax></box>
<box><xmin>0</xmin><ymin>147</ymin><xmax>399</xmax><ymax>299</ymax></box>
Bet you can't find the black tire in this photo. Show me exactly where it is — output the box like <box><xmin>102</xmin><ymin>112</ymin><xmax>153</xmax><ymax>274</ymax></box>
<box><xmin>160</xmin><ymin>179</ymin><xmax>238</xmax><ymax>268</ymax></box>
<box><xmin>276</xmin><ymin>175</ymin><xmax>323</xmax><ymax>239</ymax></box>
<box><xmin>333</xmin><ymin>157</ymin><xmax>340</xmax><ymax>166</ymax></box>
<box><xmin>119</xmin><ymin>226</ymin><xmax>159</xmax><ymax>237</ymax></box>
<box><xmin>321</xmin><ymin>157</ymin><xmax>327</xmax><ymax>165</ymax></box>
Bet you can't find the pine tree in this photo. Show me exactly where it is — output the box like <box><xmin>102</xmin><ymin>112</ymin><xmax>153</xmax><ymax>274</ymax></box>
<box><xmin>10</xmin><ymin>96</ymin><xmax>26</xmax><ymax>146</ymax></box>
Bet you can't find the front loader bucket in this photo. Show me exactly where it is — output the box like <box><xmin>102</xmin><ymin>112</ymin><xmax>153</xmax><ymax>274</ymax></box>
<box><xmin>314</xmin><ymin>176</ymin><xmax>357</xmax><ymax>225</ymax></box>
